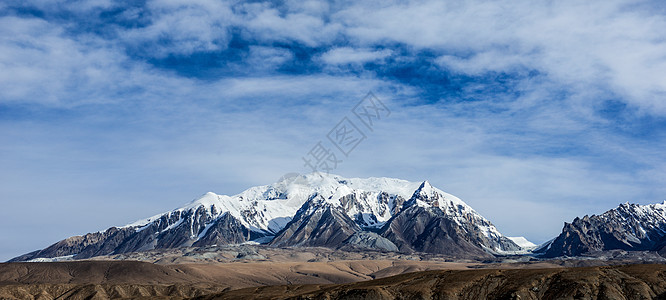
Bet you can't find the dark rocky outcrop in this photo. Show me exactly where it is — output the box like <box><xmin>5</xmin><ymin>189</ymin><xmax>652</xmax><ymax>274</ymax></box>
<box><xmin>380</xmin><ymin>205</ymin><xmax>493</xmax><ymax>258</ymax></box>
<box><xmin>193</xmin><ymin>213</ymin><xmax>261</xmax><ymax>247</ymax></box>
<box><xmin>269</xmin><ymin>195</ymin><xmax>361</xmax><ymax>248</ymax></box>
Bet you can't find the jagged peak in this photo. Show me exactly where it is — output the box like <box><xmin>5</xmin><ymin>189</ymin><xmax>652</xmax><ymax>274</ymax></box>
<box><xmin>617</xmin><ymin>201</ymin><xmax>634</xmax><ymax>208</ymax></box>
<box><xmin>408</xmin><ymin>180</ymin><xmax>433</xmax><ymax>199</ymax></box>
<box><xmin>611</xmin><ymin>201</ymin><xmax>666</xmax><ymax>216</ymax></box>
<box><xmin>416</xmin><ymin>180</ymin><xmax>433</xmax><ymax>192</ymax></box>
<box><xmin>403</xmin><ymin>180</ymin><xmax>441</xmax><ymax>208</ymax></box>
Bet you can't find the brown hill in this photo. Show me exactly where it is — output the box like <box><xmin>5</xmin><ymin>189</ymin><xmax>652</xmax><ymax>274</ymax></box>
<box><xmin>206</xmin><ymin>264</ymin><xmax>666</xmax><ymax>300</ymax></box>
<box><xmin>0</xmin><ymin>259</ymin><xmax>478</xmax><ymax>299</ymax></box>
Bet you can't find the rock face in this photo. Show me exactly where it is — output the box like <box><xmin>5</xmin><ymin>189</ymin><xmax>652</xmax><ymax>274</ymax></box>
<box><xmin>269</xmin><ymin>195</ymin><xmax>361</xmax><ymax>248</ymax></box>
<box><xmin>192</xmin><ymin>212</ymin><xmax>257</xmax><ymax>247</ymax></box>
<box><xmin>268</xmin><ymin>194</ymin><xmax>400</xmax><ymax>252</ymax></box>
<box><xmin>11</xmin><ymin>174</ymin><xmax>522</xmax><ymax>262</ymax></box>
<box><xmin>381</xmin><ymin>205</ymin><xmax>491</xmax><ymax>258</ymax></box>
<box><xmin>536</xmin><ymin>202</ymin><xmax>666</xmax><ymax>258</ymax></box>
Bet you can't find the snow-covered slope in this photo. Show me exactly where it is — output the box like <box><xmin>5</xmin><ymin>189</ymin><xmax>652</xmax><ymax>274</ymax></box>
<box><xmin>125</xmin><ymin>173</ymin><xmax>420</xmax><ymax>235</ymax></box>
<box><xmin>10</xmin><ymin>173</ymin><xmax>522</xmax><ymax>261</ymax></box>
<box><xmin>508</xmin><ymin>237</ymin><xmax>537</xmax><ymax>249</ymax></box>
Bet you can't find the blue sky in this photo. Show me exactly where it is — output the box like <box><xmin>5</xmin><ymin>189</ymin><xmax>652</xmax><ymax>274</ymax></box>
<box><xmin>1</xmin><ymin>0</ymin><xmax>666</xmax><ymax>261</ymax></box>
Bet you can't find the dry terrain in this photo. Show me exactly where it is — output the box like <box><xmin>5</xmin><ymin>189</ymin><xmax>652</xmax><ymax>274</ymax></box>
<box><xmin>1</xmin><ymin>250</ymin><xmax>665</xmax><ymax>299</ymax></box>
<box><xmin>0</xmin><ymin>259</ymin><xmax>491</xmax><ymax>299</ymax></box>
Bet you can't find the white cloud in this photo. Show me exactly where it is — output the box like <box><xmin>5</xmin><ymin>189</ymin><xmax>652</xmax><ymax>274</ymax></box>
<box><xmin>239</xmin><ymin>4</ymin><xmax>342</xmax><ymax>47</ymax></box>
<box><xmin>13</xmin><ymin>0</ymin><xmax>117</xmax><ymax>15</ymax></box>
<box><xmin>320</xmin><ymin>47</ymin><xmax>392</xmax><ymax>65</ymax></box>
<box><xmin>120</xmin><ymin>0</ymin><xmax>235</xmax><ymax>57</ymax></box>
<box><xmin>115</xmin><ymin>0</ymin><xmax>341</xmax><ymax>56</ymax></box>
<box><xmin>16</xmin><ymin>0</ymin><xmax>664</xmax><ymax>116</ymax></box>
<box><xmin>245</xmin><ymin>46</ymin><xmax>294</xmax><ymax>71</ymax></box>
<box><xmin>0</xmin><ymin>17</ymin><xmax>139</xmax><ymax>106</ymax></box>
<box><xmin>283</xmin><ymin>0</ymin><xmax>331</xmax><ymax>16</ymax></box>
<box><xmin>436</xmin><ymin>50</ymin><xmax>527</xmax><ymax>75</ymax></box>
<box><xmin>333</xmin><ymin>0</ymin><xmax>666</xmax><ymax>114</ymax></box>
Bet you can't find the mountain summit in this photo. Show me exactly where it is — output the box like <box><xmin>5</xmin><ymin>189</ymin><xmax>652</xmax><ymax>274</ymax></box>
<box><xmin>11</xmin><ymin>173</ymin><xmax>523</xmax><ymax>262</ymax></box>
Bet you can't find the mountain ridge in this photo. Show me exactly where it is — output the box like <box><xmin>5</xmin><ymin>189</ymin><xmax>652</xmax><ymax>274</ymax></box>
<box><xmin>536</xmin><ymin>201</ymin><xmax>666</xmax><ymax>257</ymax></box>
<box><xmin>10</xmin><ymin>173</ymin><xmax>522</xmax><ymax>262</ymax></box>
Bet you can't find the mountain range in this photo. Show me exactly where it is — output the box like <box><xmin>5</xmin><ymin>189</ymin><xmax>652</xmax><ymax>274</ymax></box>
<box><xmin>11</xmin><ymin>173</ymin><xmax>524</xmax><ymax>262</ymax></box>
<box><xmin>11</xmin><ymin>173</ymin><xmax>666</xmax><ymax>262</ymax></box>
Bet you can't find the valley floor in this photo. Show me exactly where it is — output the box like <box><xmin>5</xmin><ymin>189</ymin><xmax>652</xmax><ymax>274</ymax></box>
<box><xmin>2</xmin><ymin>256</ymin><xmax>666</xmax><ymax>299</ymax></box>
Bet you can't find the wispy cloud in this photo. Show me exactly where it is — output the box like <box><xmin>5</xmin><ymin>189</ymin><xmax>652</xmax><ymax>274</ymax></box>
<box><xmin>320</xmin><ymin>47</ymin><xmax>392</xmax><ymax>65</ymax></box>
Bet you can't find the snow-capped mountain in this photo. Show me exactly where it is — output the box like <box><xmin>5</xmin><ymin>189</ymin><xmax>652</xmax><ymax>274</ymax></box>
<box><xmin>11</xmin><ymin>173</ymin><xmax>522</xmax><ymax>261</ymax></box>
<box><xmin>536</xmin><ymin>202</ymin><xmax>666</xmax><ymax>257</ymax></box>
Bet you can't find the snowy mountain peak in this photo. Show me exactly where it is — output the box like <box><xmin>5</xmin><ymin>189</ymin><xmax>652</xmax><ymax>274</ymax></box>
<box><xmin>185</xmin><ymin>192</ymin><xmax>221</xmax><ymax>208</ymax></box>
<box><xmin>128</xmin><ymin>173</ymin><xmax>512</xmax><ymax>244</ymax></box>
<box><xmin>11</xmin><ymin>173</ymin><xmax>523</xmax><ymax>262</ymax></box>
<box><xmin>404</xmin><ymin>180</ymin><xmax>468</xmax><ymax>212</ymax></box>
<box><xmin>414</xmin><ymin>180</ymin><xmax>435</xmax><ymax>197</ymax></box>
<box><xmin>418</xmin><ymin>180</ymin><xmax>432</xmax><ymax>188</ymax></box>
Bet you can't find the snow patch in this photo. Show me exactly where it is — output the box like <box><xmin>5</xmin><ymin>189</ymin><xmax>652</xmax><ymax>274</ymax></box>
<box><xmin>508</xmin><ymin>236</ymin><xmax>538</xmax><ymax>249</ymax></box>
<box><xmin>27</xmin><ymin>255</ymin><xmax>75</xmax><ymax>262</ymax></box>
